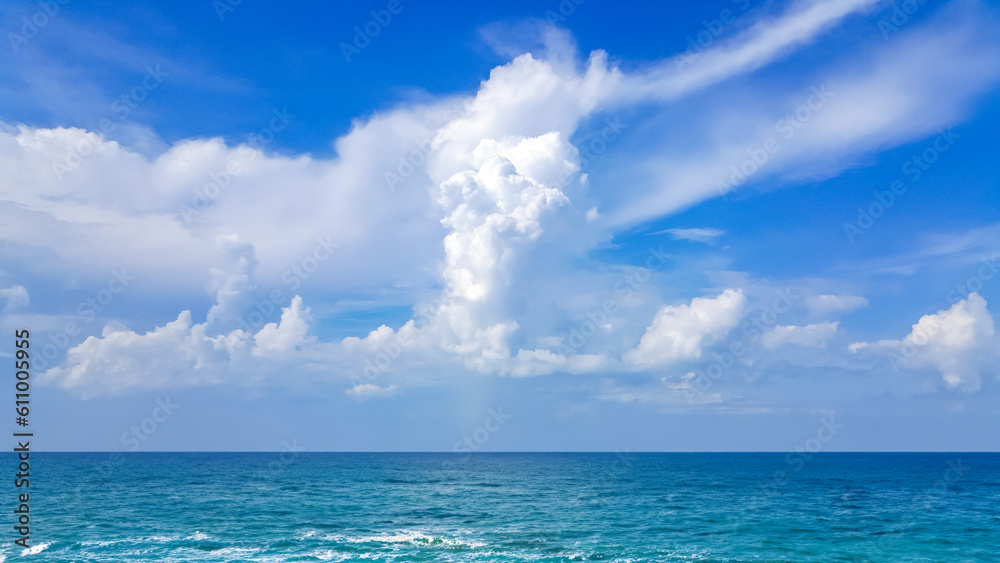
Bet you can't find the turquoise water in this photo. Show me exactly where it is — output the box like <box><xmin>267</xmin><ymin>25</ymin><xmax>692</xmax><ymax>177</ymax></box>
<box><xmin>2</xmin><ymin>453</ymin><xmax>997</xmax><ymax>561</ymax></box>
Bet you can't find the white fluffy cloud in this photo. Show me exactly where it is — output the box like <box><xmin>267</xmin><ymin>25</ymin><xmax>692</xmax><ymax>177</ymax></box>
<box><xmin>39</xmin><ymin>310</ymin><xmax>244</xmax><ymax>395</ymax></box>
<box><xmin>36</xmin><ymin>236</ymin><xmax>310</xmax><ymax>395</ymax></box>
<box><xmin>849</xmin><ymin>293</ymin><xmax>997</xmax><ymax>391</ymax></box>
<box><xmin>624</xmin><ymin>289</ymin><xmax>747</xmax><ymax>367</ymax></box>
<box><xmin>252</xmin><ymin>296</ymin><xmax>313</xmax><ymax>357</ymax></box>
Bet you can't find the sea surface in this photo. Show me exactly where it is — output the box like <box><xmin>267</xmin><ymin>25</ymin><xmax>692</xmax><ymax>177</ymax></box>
<box><xmin>1</xmin><ymin>453</ymin><xmax>997</xmax><ymax>561</ymax></box>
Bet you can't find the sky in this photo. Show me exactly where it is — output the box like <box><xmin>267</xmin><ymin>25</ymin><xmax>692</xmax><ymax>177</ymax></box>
<box><xmin>1</xmin><ymin>0</ymin><xmax>999</xmax><ymax>452</ymax></box>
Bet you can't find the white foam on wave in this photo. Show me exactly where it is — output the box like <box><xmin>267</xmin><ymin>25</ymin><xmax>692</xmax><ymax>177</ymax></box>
<box><xmin>81</xmin><ymin>534</ymin><xmax>181</xmax><ymax>547</ymax></box>
<box><xmin>208</xmin><ymin>546</ymin><xmax>260</xmax><ymax>557</ymax></box>
<box><xmin>21</xmin><ymin>542</ymin><xmax>50</xmax><ymax>556</ymax></box>
<box><xmin>187</xmin><ymin>531</ymin><xmax>211</xmax><ymax>541</ymax></box>
<box><xmin>336</xmin><ymin>530</ymin><xmax>485</xmax><ymax>548</ymax></box>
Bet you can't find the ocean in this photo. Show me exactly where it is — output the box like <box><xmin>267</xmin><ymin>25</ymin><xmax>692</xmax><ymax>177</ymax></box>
<box><xmin>2</xmin><ymin>452</ymin><xmax>997</xmax><ymax>561</ymax></box>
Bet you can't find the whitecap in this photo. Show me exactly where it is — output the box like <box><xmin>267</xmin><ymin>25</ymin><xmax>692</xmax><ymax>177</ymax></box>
<box><xmin>338</xmin><ymin>530</ymin><xmax>485</xmax><ymax>548</ymax></box>
<box><xmin>208</xmin><ymin>547</ymin><xmax>260</xmax><ymax>557</ymax></box>
<box><xmin>21</xmin><ymin>542</ymin><xmax>50</xmax><ymax>556</ymax></box>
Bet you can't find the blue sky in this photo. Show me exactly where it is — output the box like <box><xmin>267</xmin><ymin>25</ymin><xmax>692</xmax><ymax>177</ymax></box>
<box><xmin>2</xmin><ymin>0</ymin><xmax>999</xmax><ymax>451</ymax></box>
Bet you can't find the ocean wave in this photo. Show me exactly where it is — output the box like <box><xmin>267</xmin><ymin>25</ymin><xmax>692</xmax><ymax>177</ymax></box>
<box><xmin>202</xmin><ymin>546</ymin><xmax>261</xmax><ymax>557</ymax></box>
<box><xmin>81</xmin><ymin>534</ymin><xmax>182</xmax><ymax>547</ymax></box>
<box><xmin>21</xmin><ymin>542</ymin><xmax>50</xmax><ymax>556</ymax></box>
<box><xmin>334</xmin><ymin>530</ymin><xmax>486</xmax><ymax>548</ymax></box>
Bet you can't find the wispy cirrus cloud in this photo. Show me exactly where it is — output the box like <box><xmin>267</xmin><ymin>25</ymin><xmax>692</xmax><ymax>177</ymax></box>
<box><xmin>651</xmin><ymin>227</ymin><xmax>726</xmax><ymax>245</ymax></box>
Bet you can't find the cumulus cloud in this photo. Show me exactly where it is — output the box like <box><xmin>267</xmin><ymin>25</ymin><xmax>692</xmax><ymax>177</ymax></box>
<box><xmin>762</xmin><ymin>321</ymin><xmax>839</xmax><ymax>349</ymax></box>
<box><xmin>39</xmin><ymin>310</ymin><xmax>244</xmax><ymax>395</ymax></box>
<box><xmin>38</xmin><ymin>238</ymin><xmax>297</xmax><ymax>395</ymax></box>
<box><xmin>205</xmin><ymin>235</ymin><xmax>258</xmax><ymax>334</ymax></box>
<box><xmin>849</xmin><ymin>293</ymin><xmax>997</xmax><ymax>391</ymax></box>
<box><xmin>252</xmin><ymin>296</ymin><xmax>313</xmax><ymax>357</ymax></box>
<box><xmin>423</xmin><ymin>134</ymin><xmax>573</xmax><ymax>370</ymax></box>
<box><xmin>624</xmin><ymin>288</ymin><xmax>747</xmax><ymax>367</ymax></box>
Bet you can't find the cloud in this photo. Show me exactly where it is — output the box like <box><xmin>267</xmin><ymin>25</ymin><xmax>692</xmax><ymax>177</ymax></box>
<box><xmin>205</xmin><ymin>235</ymin><xmax>258</xmax><ymax>334</ymax></box>
<box><xmin>624</xmin><ymin>288</ymin><xmax>747</xmax><ymax>367</ymax></box>
<box><xmin>38</xmin><ymin>238</ymin><xmax>289</xmax><ymax>395</ymax></box>
<box><xmin>0</xmin><ymin>285</ymin><xmax>29</xmax><ymax>311</ymax></box>
<box><xmin>762</xmin><ymin>321</ymin><xmax>839</xmax><ymax>349</ymax></box>
<box><xmin>615</xmin><ymin>0</ymin><xmax>884</xmax><ymax>102</ymax></box>
<box><xmin>849</xmin><ymin>293</ymin><xmax>997</xmax><ymax>391</ymax></box>
<box><xmin>18</xmin><ymin>0</ymin><xmax>1000</xmax><ymax>398</ymax></box>
<box><xmin>608</xmin><ymin>1</ymin><xmax>1000</xmax><ymax>225</ymax></box>
<box><xmin>39</xmin><ymin>310</ymin><xmax>243</xmax><ymax>396</ymax></box>
<box><xmin>346</xmin><ymin>383</ymin><xmax>399</xmax><ymax>400</ymax></box>
<box><xmin>651</xmin><ymin>227</ymin><xmax>726</xmax><ymax>245</ymax></box>
<box><xmin>252</xmin><ymin>296</ymin><xmax>313</xmax><ymax>357</ymax></box>
<box><xmin>805</xmin><ymin>294</ymin><xmax>869</xmax><ymax>314</ymax></box>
